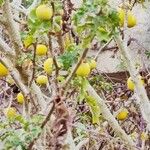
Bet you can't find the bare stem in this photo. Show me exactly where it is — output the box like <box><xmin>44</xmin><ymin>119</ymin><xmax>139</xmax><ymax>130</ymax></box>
<box><xmin>87</xmin><ymin>83</ymin><xmax>136</xmax><ymax>150</ymax></box>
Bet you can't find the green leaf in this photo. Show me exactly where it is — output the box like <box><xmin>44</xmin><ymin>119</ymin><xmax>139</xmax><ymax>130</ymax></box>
<box><xmin>59</xmin><ymin>50</ymin><xmax>79</xmax><ymax>70</ymax></box>
<box><xmin>0</xmin><ymin>0</ymin><xmax>4</xmax><ymax>6</ymax></box>
<box><xmin>85</xmin><ymin>95</ymin><xmax>101</xmax><ymax>124</ymax></box>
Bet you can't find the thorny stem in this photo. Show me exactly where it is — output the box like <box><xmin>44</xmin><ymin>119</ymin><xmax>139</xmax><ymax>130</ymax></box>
<box><xmin>61</xmin><ymin>48</ymin><xmax>89</xmax><ymax>95</ymax></box>
<box><xmin>48</xmin><ymin>34</ymin><xmax>60</xmax><ymax>91</ymax></box>
<box><xmin>94</xmin><ymin>38</ymin><xmax>113</xmax><ymax>60</ymax></box>
<box><xmin>29</xmin><ymin>43</ymin><xmax>37</xmax><ymax>87</ymax></box>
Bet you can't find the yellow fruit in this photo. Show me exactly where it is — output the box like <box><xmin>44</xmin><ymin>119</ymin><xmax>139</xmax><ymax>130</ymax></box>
<box><xmin>23</xmin><ymin>36</ymin><xmax>33</xmax><ymax>48</ymax></box>
<box><xmin>17</xmin><ymin>92</ymin><xmax>24</xmax><ymax>104</ymax></box>
<box><xmin>0</xmin><ymin>63</ymin><xmax>9</xmax><ymax>77</ymax></box>
<box><xmin>118</xmin><ymin>9</ymin><xmax>136</xmax><ymax>28</ymax></box>
<box><xmin>118</xmin><ymin>8</ymin><xmax>125</xmax><ymax>27</ymax></box>
<box><xmin>89</xmin><ymin>59</ymin><xmax>96</xmax><ymax>69</ymax></box>
<box><xmin>36</xmin><ymin>44</ymin><xmax>47</xmax><ymax>56</ymax></box>
<box><xmin>127</xmin><ymin>12</ymin><xmax>136</xmax><ymax>28</ymax></box>
<box><xmin>127</xmin><ymin>76</ymin><xmax>144</xmax><ymax>91</ymax></box>
<box><xmin>36</xmin><ymin>5</ymin><xmax>53</xmax><ymax>20</ymax></box>
<box><xmin>36</xmin><ymin>75</ymin><xmax>48</xmax><ymax>85</ymax></box>
<box><xmin>44</xmin><ymin>58</ymin><xmax>53</xmax><ymax>75</ymax></box>
<box><xmin>117</xmin><ymin>109</ymin><xmax>128</xmax><ymax>120</ymax></box>
<box><xmin>76</xmin><ymin>63</ymin><xmax>91</xmax><ymax>77</ymax></box>
<box><xmin>5</xmin><ymin>107</ymin><xmax>17</xmax><ymax>119</ymax></box>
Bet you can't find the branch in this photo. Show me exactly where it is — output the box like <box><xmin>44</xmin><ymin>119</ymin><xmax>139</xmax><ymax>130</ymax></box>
<box><xmin>11</xmin><ymin>3</ymin><xmax>27</xmax><ymax>15</ymax></box>
<box><xmin>0</xmin><ymin>16</ymin><xmax>6</xmax><ymax>26</ymax></box>
<box><xmin>62</xmin><ymin>48</ymin><xmax>89</xmax><ymax>91</ymax></box>
<box><xmin>0</xmin><ymin>37</ymin><xmax>16</xmax><ymax>58</ymax></box>
<box><xmin>87</xmin><ymin>84</ymin><xmax>136</xmax><ymax>150</ymax></box>
<box><xmin>94</xmin><ymin>38</ymin><xmax>113</xmax><ymax>60</ymax></box>
<box><xmin>3</xmin><ymin>0</ymin><xmax>23</xmax><ymax>56</ymax></box>
<box><xmin>31</xmin><ymin>82</ymin><xmax>47</xmax><ymax>113</ymax></box>
<box><xmin>0</xmin><ymin>56</ymin><xmax>29</xmax><ymax>96</ymax></box>
<box><xmin>115</xmin><ymin>35</ymin><xmax>150</xmax><ymax>130</ymax></box>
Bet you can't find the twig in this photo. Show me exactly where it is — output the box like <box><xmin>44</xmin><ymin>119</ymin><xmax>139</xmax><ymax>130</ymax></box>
<box><xmin>0</xmin><ymin>36</ymin><xmax>16</xmax><ymax>58</ymax></box>
<box><xmin>27</xmin><ymin>102</ymin><xmax>55</xmax><ymax>150</ymax></box>
<box><xmin>29</xmin><ymin>43</ymin><xmax>36</xmax><ymax>87</ymax></box>
<box><xmin>3</xmin><ymin>0</ymin><xmax>23</xmax><ymax>57</ymax></box>
<box><xmin>94</xmin><ymin>38</ymin><xmax>113</xmax><ymax>60</ymax></box>
<box><xmin>11</xmin><ymin>3</ymin><xmax>27</xmax><ymax>15</ymax></box>
<box><xmin>62</xmin><ymin>48</ymin><xmax>89</xmax><ymax>92</ymax></box>
<box><xmin>48</xmin><ymin>34</ymin><xmax>60</xmax><ymax>91</ymax></box>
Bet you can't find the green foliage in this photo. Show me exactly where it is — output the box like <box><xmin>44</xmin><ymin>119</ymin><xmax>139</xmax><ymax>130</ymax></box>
<box><xmin>85</xmin><ymin>95</ymin><xmax>101</xmax><ymax>124</ymax></box>
<box><xmin>58</xmin><ymin>48</ymin><xmax>79</xmax><ymax>70</ymax></box>
<box><xmin>90</xmin><ymin>75</ymin><xmax>113</xmax><ymax>92</ymax></box>
<box><xmin>145</xmin><ymin>51</ymin><xmax>150</xmax><ymax>58</ymax></box>
<box><xmin>0</xmin><ymin>0</ymin><xmax>4</xmax><ymax>6</ymax></box>
<box><xmin>0</xmin><ymin>115</ymin><xmax>44</xmax><ymax>150</ymax></box>
<box><xmin>27</xmin><ymin>9</ymin><xmax>52</xmax><ymax>37</ymax></box>
<box><xmin>72</xmin><ymin>0</ymin><xmax>119</xmax><ymax>43</ymax></box>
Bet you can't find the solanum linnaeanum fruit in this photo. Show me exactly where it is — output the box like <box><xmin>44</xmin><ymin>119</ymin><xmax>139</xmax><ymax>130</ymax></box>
<box><xmin>118</xmin><ymin>8</ymin><xmax>125</xmax><ymax>27</ymax></box>
<box><xmin>127</xmin><ymin>12</ymin><xmax>137</xmax><ymax>28</ymax></box>
<box><xmin>76</xmin><ymin>63</ymin><xmax>91</xmax><ymax>77</ymax></box>
<box><xmin>44</xmin><ymin>58</ymin><xmax>53</xmax><ymax>75</ymax></box>
<box><xmin>36</xmin><ymin>44</ymin><xmax>47</xmax><ymax>56</ymax></box>
<box><xmin>36</xmin><ymin>75</ymin><xmax>48</xmax><ymax>85</ymax></box>
<box><xmin>116</xmin><ymin>109</ymin><xmax>128</xmax><ymax>120</ymax></box>
<box><xmin>36</xmin><ymin>4</ymin><xmax>53</xmax><ymax>20</ymax></box>
<box><xmin>0</xmin><ymin>63</ymin><xmax>9</xmax><ymax>77</ymax></box>
<box><xmin>89</xmin><ymin>59</ymin><xmax>96</xmax><ymax>69</ymax></box>
<box><xmin>118</xmin><ymin>9</ymin><xmax>136</xmax><ymax>28</ymax></box>
<box><xmin>127</xmin><ymin>75</ymin><xmax>144</xmax><ymax>91</ymax></box>
<box><xmin>5</xmin><ymin>107</ymin><xmax>17</xmax><ymax>119</ymax></box>
<box><xmin>17</xmin><ymin>92</ymin><xmax>24</xmax><ymax>104</ymax></box>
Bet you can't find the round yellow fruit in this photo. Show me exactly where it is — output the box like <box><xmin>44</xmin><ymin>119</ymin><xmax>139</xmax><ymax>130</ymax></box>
<box><xmin>36</xmin><ymin>4</ymin><xmax>53</xmax><ymax>20</ymax></box>
<box><xmin>118</xmin><ymin>8</ymin><xmax>125</xmax><ymax>27</ymax></box>
<box><xmin>17</xmin><ymin>92</ymin><xmax>24</xmax><ymax>104</ymax></box>
<box><xmin>5</xmin><ymin>107</ymin><xmax>17</xmax><ymax>119</ymax></box>
<box><xmin>76</xmin><ymin>63</ymin><xmax>91</xmax><ymax>77</ymax></box>
<box><xmin>127</xmin><ymin>12</ymin><xmax>136</xmax><ymax>28</ymax></box>
<box><xmin>117</xmin><ymin>109</ymin><xmax>128</xmax><ymax>120</ymax></box>
<box><xmin>44</xmin><ymin>58</ymin><xmax>53</xmax><ymax>75</ymax></box>
<box><xmin>36</xmin><ymin>44</ymin><xmax>48</xmax><ymax>56</ymax></box>
<box><xmin>0</xmin><ymin>63</ymin><xmax>8</xmax><ymax>77</ymax></box>
<box><xmin>118</xmin><ymin>9</ymin><xmax>136</xmax><ymax>28</ymax></box>
<box><xmin>36</xmin><ymin>75</ymin><xmax>48</xmax><ymax>85</ymax></box>
<box><xmin>127</xmin><ymin>76</ymin><xmax>144</xmax><ymax>91</ymax></box>
<box><xmin>89</xmin><ymin>59</ymin><xmax>96</xmax><ymax>69</ymax></box>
